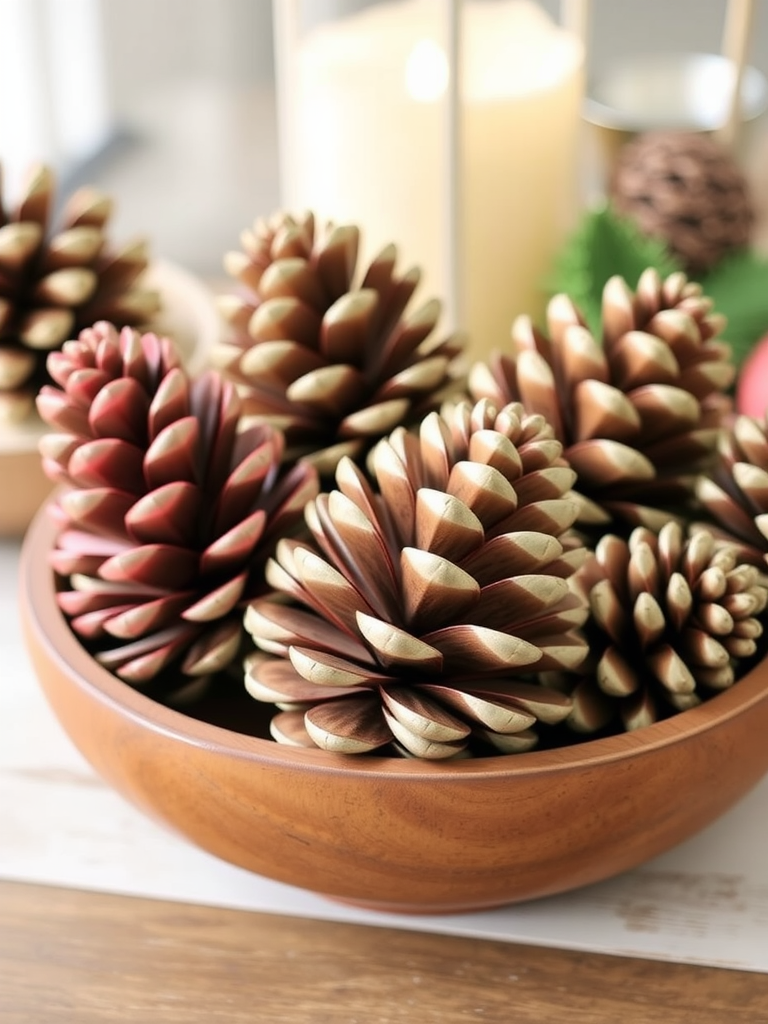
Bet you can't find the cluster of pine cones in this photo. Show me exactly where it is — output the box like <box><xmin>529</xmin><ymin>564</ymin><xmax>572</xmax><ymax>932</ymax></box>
<box><xmin>33</xmin><ymin>203</ymin><xmax>768</xmax><ymax>760</ymax></box>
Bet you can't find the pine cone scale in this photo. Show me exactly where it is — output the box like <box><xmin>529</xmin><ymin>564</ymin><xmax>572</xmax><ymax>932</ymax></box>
<box><xmin>304</xmin><ymin>697</ymin><xmax>392</xmax><ymax>755</ymax></box>
<box><xmin>400</xmin><ymin>547</ymin><xmax>479</xmax><ymax>630</ymax></box>
<box><xmin>0</xmin><ymin>222</ymin><xmax>43</xmax><ymax>268</ymax></box>
<box><xmin>44</xmin><ymin>225</ymin><xmax>103</xmax><ymax>268</ymax></box>
<box><xmin>101</xmin><ymin>593</ymin><xmax>193</xmax><ymax>640</ymax></box>
<box><xmin>125</xmin><ymin>482</ymin><xmax>202</xmax><ymax>545</ymax></box>
<box><xmin>21</xmin><ymin>309</ymin><xmax>75</xmax><ymax>349</ymax></box>
<box><xmin>287</xmin><ymin>646</ymin><xmax>386</xmax><ymax>688</ymax></box>
<box><xmin>381</xmin><ymin>686</ymin><xmax>471</xmax><ymax>743</ymax></box>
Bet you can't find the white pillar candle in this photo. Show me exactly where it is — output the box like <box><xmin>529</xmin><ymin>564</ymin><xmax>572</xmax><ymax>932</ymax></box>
<box><xmin>286</xmin><ymin>0</ymin><xmax>584</xmax><ymax>361</ymax></box>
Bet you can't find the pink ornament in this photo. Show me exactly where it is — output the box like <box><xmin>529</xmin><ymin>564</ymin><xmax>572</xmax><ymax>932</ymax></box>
<box><xmin>736</xmin><ymin>334</ymin><xmax>768</xmax><ymax>418</ymax></box>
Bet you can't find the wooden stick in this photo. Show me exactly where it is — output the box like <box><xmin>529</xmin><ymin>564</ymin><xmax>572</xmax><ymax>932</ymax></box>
<box><xmin>272</xmin><ymin>0</ymin><xmax>300</xmax><ymax>207</ymax></box>
<box><xmin>443</xmin><ymin>0</ymin><xmax>463</xmax><ymax>332</ymax></box>
<box><xmin>560</xmin><ymin>0</ymin><xmax>590</xmax><ymax>58</ymax></box>
<box><xmin>717</xmin><ymin>0</ymin><xmax>755</xmax><ymax>151</ymax></box>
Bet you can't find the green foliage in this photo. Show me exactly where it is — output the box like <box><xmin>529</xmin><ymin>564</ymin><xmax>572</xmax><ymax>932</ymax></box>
<box><xmin>697</xmin><ymin>249</ymin><xmax>768</xmax><ymax>368</ymax></box>
<box><xmin>551</xmin><ymin>206</ymin><xmax>768</xmax><ymax>366</ymax></box>
<box><xmin>551</xmin><ymin>205</ymin><xmax>681</xmax><ymax>337</ymax></box>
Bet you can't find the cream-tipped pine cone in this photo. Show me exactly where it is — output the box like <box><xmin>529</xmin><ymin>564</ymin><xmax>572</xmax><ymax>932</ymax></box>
<box><xmin>244</xmin><ymin>398</ymin><xmax>589</xmax><ymax>759</ymax></box>
<box><xmin>556</xmin><ymin>522</ymin><xmax>767</xmax><ymax>735</ymax></box>
<box><xmin>610</xmin><ymin>131</ymin><xmax>754</xmax><ymax>274</ymax></box>
<box><xmin>696</xmin><ymin>413</ymin><xmax>768</xmax><ymax>567</ymax></box>
<box><xmin>214</xmin><ymin>210</ymin><xmax>462</xmax><ymax>475</ymax></box>
<box><xmin>469</xmin><ymin>268</ymin><xmax>734</xmax><ymax>529</ymax></box>
<box><xmin>0</xmin><ymin>164</ymin><xmax>158</xmax><ymax>424</ymax></box>
<box><xmin>37</xmin><ymin>322</ymin><xmax>318</xmax><ymax>697</ymax></box>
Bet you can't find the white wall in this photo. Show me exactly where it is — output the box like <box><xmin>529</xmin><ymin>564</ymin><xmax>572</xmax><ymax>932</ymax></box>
<box><xmin>99</xmin><ymin>0</ymin><xmax>274</xmax><ymax>119</ymax></box>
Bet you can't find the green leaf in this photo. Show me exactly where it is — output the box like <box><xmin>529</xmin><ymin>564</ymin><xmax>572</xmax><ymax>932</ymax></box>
<box><xmin>550</xmin><ymin>206</ymin><xmax>683</xmax><ymax>336</ymax></box>
<box><xmin>551</xmin><ymin>206</ymin><xmax>768</xmax><ymax>368</ymax></box>
<box><xmin>699</xmin><ymin>249</ymin><xmax>768</xmax><ymax>368</ymax></box>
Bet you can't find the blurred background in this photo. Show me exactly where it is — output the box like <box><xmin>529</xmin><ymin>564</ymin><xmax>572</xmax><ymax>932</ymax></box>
<box><xmin>2</xmin><ymin>0</ymin><xmax>767</xmax><ymax>278</ymax></box>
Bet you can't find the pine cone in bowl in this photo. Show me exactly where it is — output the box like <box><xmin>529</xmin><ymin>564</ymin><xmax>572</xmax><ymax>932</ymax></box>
<box><xmin>214</xmin><ymin>211</ymin><xmax>463</xmax><ymax>476</ymax></box>
<box><xmin>244</xmin><ymin>398</ymin><xmax>589</xmax><ymax>759</ymax></box>
<box><xmin>36</xmin><ymin>322</ymin><xmax>318</xmax><ymax>699</ymax></box>
<box><xmin>469</xmin><ymin>268</ymin><xmax>734</xmax><ymax>529</ymax></box>
<box><xmin>0</xmin><ymin>164</ymin><xmax>159</xmax><ymax>423</ymax></box>
<box><xmin>555</xmin><ymin>522</ymin><xmax>767</xmax><ymax>735</ymax></box>
<box><xmin>696</xmin><ymin>412</ymin><xmax>768</xmax><ymax>567</ymax></box>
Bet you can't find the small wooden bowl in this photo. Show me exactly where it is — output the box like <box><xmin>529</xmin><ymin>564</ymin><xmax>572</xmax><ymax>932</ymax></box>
<box><xmin>20</xmin><ymin>505</ymin><xmax>768</xmax><ymax>913</ymax></box>
<box><xmin>0</xmin><ymin>260</ymin><xmax>220</xmax><ymax>538</ymax></box>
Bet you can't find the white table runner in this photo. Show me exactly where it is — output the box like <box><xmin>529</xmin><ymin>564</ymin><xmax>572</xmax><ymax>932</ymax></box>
<box><xmin>2</xmin><ymin>538</ymin><xmax>767</xmax><ymax>972</ymax></box>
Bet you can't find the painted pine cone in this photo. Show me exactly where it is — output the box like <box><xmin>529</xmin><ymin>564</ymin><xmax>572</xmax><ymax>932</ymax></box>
<box><xmin>244</xmin><ymin>398</ymin><xmax>589</xmax><ymax>759</ymax></box>
<box><xmin>558</xmin><ymin>522</ymin><xmax>766</xmax><ymax>735</ymax></box>
<box><xmin>37</xmin><ymin>322</ymin><xmax>318</xmax><ymax>696</ymax></box>
<box><xmin>1</xmin><ymin>164</ymin><xmax>158</xmax><ymax>424</ymax></box>
<box><xmin>469</xmin><ymin>268</ymin><xmax>734</xmax><ymax>529</ymax></box>
<box><xmin>696</xmin><ymin>413</ymin><xmax>768</xmax><ymax>567</ymax></box>
<box><xmin>609</xmin><ymin>131</ymin><xmax>754</xmax><ymax>274</ymax></box>
<box><xmin>214</xmin><ymin>210</ymin><xmax>462</xmax><ymax>475</ymax></box>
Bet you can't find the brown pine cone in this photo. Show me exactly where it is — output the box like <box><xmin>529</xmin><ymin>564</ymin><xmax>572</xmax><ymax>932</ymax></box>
<box><xmin>469</xmin><ymin>268</ymin><xmax>734</xmax><ymax>528</ymax></box>
<box><xmin>557</xmin><ymin>522</ymin><xmax>767</xmax><ymax>734</ymax></box>
<box><xmin>696</xmin><ymin>412</ymin><xmax>768</xmax><ymax>567</ymax></box>
<box><xmin>610</xmin><ymin>131</ymin><xmax>754</xmax><ymax>274</ymax></box>
<box><xmin>214</xmin><ymin>210</ymin><xmax>462</xmax><ymax>476</ymax></box>
<box><xmin>36</xmin><ymin>322</ymin><xmax>318</xmax><ymax>698</ymax></box>
<box><xmin>0</xmin><ymin>164</ymin><xmax>159</xmax><ymax>424</ymax></box>
<box><xmin>244</xmin><ymin>398</ymin><xmax>589</xmax><ymax>759</ymax></box>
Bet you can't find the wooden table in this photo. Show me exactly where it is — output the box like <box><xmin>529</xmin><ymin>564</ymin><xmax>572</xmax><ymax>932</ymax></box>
<box><xmin>2</xmin><ymin>879</ymin><xmax>767</xmax><ymax>1023</ymax></box>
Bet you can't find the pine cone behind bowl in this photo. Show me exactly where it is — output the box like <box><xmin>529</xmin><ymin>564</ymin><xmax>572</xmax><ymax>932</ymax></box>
<box><xmin>244</xmin><ymin>398</ymin><xmax>590</xmax><ymax>760</ymax></box>
<box><xmin>214</xmin><ymin>210</ymin><xmax>463</xmax><ymax>476</ymax></box>
<box><xmin>37</xmin><ymin>322</ymin><xmax>318</xmax><ymax>700</ymax></box>
<box><xmin>0</xmin><ymin>164</ymin><xmax>159</xmax><ymax>424</ymax></box>
<box><xmin>469</xmin><ymin>268</ymin><xmax>734</xmax><ymax>529</ymax></box>
<box><xmin>556</xmin><ymin>522</ymin><xmax>767</xmax><ymax>736</ymax></box>
<box><xmin>609</xmin><ymin>131</ymin><xmax>754</xmax><ymax>274</ymax></box>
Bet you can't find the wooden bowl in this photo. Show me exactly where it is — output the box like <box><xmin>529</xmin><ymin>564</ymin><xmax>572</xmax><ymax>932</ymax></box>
<box><xmin>0</xmin><ymin>260</ymin><xmax>220</xmax><ymax>538</ymax></box>
<box><xmin>20</xmin><ymin>505</ymin><xmax>768</xmax><ymax>914</ymax></box>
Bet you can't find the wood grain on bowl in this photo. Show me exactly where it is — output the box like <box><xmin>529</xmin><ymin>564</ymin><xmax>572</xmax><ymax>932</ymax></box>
<box><xmin>19</xmin><ymin>505</ymin><xmax>768</xmax><ymax>914</ymax></box>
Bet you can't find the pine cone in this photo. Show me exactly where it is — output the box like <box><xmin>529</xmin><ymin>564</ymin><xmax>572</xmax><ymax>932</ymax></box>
<box><xmin>696</xmin><ymin>412</ymin><xmax>768</xmax><ymax>567</ymax></box>
<box><xmin>557</xmin><ymin>522</ymin><xmax>766</xmax><ymax>735</ymax></box>
<box><xmin>0</xmin><ymin>164</ymin><xmax>159</xmax><ymax>424</ymax></box>
<box><xmin>243</xmin><ymin>398</ymin><xmax>589</xmax><ymax>759</ymax></box>
<box><xmin>469</xmin><ymin>268</ymin><xmax>734</xmax><ymax>529</ymax></box>
<box><xmin>609</xmin><ymin>131</ymin><xmax>754</xmax><ymax>274</ymax></box>
<box><xmin>37</xmin><ymin>322</ymin><xmax>318</xmax><ymax>698</ymax></box>
<box><xmin>214</xmin><ymin>211</ymin><xmax>462</xmax><ymax>476</ymax></box>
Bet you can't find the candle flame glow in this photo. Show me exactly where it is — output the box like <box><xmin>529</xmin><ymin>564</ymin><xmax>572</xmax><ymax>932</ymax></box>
<box><xmin>405</xmin><ymin>39</ymin><xmax>448</xmax><ymax>102</ymax></box>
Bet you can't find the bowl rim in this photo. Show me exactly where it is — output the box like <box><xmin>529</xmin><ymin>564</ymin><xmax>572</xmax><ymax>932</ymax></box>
<box><xmin>20</xmin><ymin>500</ymin><xmax>768</xmax><ymax>783</ymax></box>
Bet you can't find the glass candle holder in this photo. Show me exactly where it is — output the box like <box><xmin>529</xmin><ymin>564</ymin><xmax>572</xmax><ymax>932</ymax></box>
<box><xmin>584</xmin><ymin>52</ymin><xmax>768</xmax><ymax>188</ymax></box>
<box><xmin>272</xmin><ymin>0</ymin><xmax>585</xmax><ymax>360</ymax></box>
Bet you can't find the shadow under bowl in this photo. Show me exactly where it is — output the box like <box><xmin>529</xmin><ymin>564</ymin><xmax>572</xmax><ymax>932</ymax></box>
<box><xmin>19</xmin><ymin>505</ymin><xmax>768</xmax><ymax>914</ymax></box>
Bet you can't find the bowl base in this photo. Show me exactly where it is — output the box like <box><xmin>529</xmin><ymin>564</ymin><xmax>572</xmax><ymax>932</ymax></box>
<box><xmin>328</xmin><ymin>893</ymin><xmax>518</xmax><ymax>915</ymax></box>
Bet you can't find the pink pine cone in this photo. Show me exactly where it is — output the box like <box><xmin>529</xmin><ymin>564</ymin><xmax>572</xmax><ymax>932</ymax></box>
<box><xmin>37</xmin><ymin>322</ymin><xmax>318</xmax><ymax>692</ymax></box>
